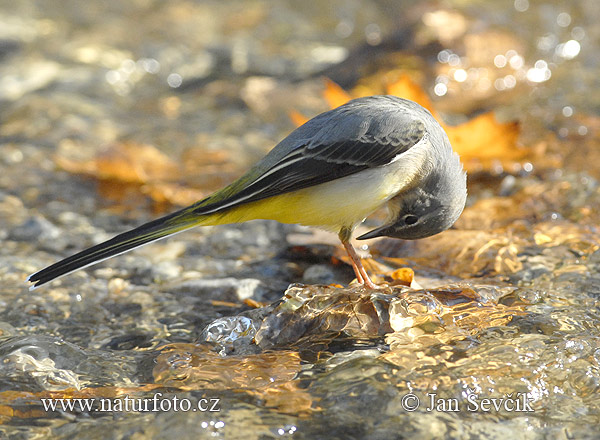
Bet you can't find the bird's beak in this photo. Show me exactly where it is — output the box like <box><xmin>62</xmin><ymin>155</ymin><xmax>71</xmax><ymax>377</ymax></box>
<box><xmin>356</xmin><ymin>225</ymin><xmax>392</xmax><ymax>240</ymax></box>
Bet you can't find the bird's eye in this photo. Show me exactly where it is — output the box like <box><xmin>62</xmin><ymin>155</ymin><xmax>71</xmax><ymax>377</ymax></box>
<box><xmin>404</xmin><ymin>215</ymin><xmax>418</xmax><ymax>225</ymax></box>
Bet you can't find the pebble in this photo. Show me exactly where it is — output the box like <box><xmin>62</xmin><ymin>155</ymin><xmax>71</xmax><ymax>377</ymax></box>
<box><xmin>302</xmin><ymin>264</ymin><xmax>337</xmax><ymax>285</ymax></box>
<box><xmin>169</xmin><ymin>277</ymin><xmax>269</xmax><ymax>302</ymax></box>
<box><xmin>9</xmin><ymin>216</ymin><xmax>67</xmax><ymax>252</ymax></box>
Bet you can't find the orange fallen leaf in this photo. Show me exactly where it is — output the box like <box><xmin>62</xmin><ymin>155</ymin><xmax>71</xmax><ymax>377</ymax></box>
<box><xmin>445</xmin><ymin>113</ymin><xmax>523</xmax><ymax>170</ymax></box>
<box><xmin>210</xmin><ymin>299</ymin><xmax>243</xmax><ymax>308</ymax></box>
<box><xmin>56</xmin><ymin>142</ymin><xmax>179</xmax><ymax>184</ymax></box>
<box><xmin>389</xmin><ymin>267</ymin><xmax>414</xmax><ymax>285</ymax></box>
<box><xmin>336</xmin><ymin>252</ymin><xmax>417</xmax><ymax>286</ymax></box>
<box><xmin>55</xmin><ymin>141</ymin><xmax>240</xmax><ymax>211</ymax></box>
<box><xmin>141</xmin><ymin>181</ymin><xmax>207</xmax><ymax>208</ymax></box>
<box><xmin>385</xmin><ymin>74</ymin><xmax>434</xmax><ymax>114</ymax></box>
<box><xmin>323</xmin><ymin>78</ymin><xmax>352</xmax><ymax>108</ymax></box>
<box><xmin>243</xmin><ymin>298</ymin><xmax>268</xmax><ymax>308</ymax></box>
<box><xmin>288</xmin><ymin>109</ymin><xmax>309</xmax><ymax>127</ymax></box>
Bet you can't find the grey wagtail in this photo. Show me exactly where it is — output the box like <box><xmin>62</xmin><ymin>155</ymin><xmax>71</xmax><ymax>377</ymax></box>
<box><xmin>27</xmin><ymin>96</ymin><xmax>467</xmax><ymax>290</ymax></box>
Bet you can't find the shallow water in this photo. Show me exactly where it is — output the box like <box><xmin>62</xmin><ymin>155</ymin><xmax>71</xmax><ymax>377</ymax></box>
<box><xmin>1</xmin><ymin>0</ymin><xmax>600</xmax><ymax>438</ymax></box>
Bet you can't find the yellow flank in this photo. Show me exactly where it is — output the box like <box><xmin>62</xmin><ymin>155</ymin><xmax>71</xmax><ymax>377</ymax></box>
<box><xmin>197</xmin><ymin>162</ymin><xmax>416</xmax><ymax>232</ymax></box>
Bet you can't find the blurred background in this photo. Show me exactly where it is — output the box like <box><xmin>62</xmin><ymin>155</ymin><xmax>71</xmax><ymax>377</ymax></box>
<box><xmin>1</xmin><ymin>0</ymin><xmax>600</xmax><ymax>438</ymax></box>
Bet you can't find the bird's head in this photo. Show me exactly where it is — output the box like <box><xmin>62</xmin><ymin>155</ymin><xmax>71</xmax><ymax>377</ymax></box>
<box><xmin>357</xmin><ymin>155</ymin><xmax>467</xmax><ymax>241</ymax></box>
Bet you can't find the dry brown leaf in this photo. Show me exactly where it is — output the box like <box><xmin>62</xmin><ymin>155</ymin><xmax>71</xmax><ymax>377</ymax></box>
<box><xmin>445</xmin><ymin>113</ymin><xmax>523</xmax><ymax>170</ymax></box>
<box><xmin>322</xmin><ymin>78</ymin><xmax>352</xmax><ymax>108</ymax></box>
<box><xmin>56</xmin><ymin>142</ymin><xmax>179</xmax><ymax>184</ymax></box>
<box><xmin>55</xmin><ymin>142</ymin><xmax>240</xmax><ymax>211</ymax></box>
<box><xmin>336</xmin><ymin>253</ymin><xmax>416</xmax><ymax>287</ymax></box>
<box><xmin>389</xmin><ymin>267</ymin><xmax>415</xmax><ymax>285</ymax></box>
<box><xmin>288</xmin><ymin>109</ymin><xmax>309</xmax><ymax>127</ymax></box>
<box><xmin>385</xmin><ymin>74</ymin><xmax>435</xmax><ymax>113</ymax></box>
<box><xmin>243</xmin><ymin>298</ymin><xmax>268</xmax><ymax>308</ymax></box>
<box><xmin>141</xmin><ymin>181</ymin><xmax>207</xmax><ymax>208</ymax></box>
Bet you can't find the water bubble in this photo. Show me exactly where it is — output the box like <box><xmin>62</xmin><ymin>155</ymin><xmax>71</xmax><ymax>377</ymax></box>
<box><xmin>562</xmin><ymin>106</ymin><xmax>574</xmax><ymax>117</ymax></box>
<box><xmin>557</xmin><ymin>40</ymin><xmax>581</xmax><ymax>59</ymax></box>
<box><xmin>454</xmin><ymin>69</ymin><xmax>467</xmax><ymax>82</ymax></box>
<box><xmin>556</xmin><ymin>12</ymin><xmax>571</xmax><ymax>27</ymax></box>
<box><xmin>437</xmin><ymin>50</ymin><xmax>451</xmax><ymax>63</ymax></box>
<box><xmin>105</xmin><ymin>70</ymin><xmax>120</xmax><ymax>85</ymax></box>
<box><xmin>436</xmin><ymin>74</ymin><xmax>449</xmax><ymax>85</ymax></box>
<box><xmin>120</xmin><ymin>59</ymin><xmax>136</xmax><ymax>75</ymax></box>
<box><xmin>335</xmin><ymin>20</ymin><xmax>353</xmax><ymax>38</ymax></box>
<box><xmin>504</xmin><ymin>75</ymin><xmax>517</xmax><ymax>88</ymax></box>
<box><xmin>167</xmin><ymin>73</ymin><xmax>182</xmax><ymax>88</ymax></box>
<box><xmin>538</xmin><ymin>34</ymin><xmax>558</xmax><ymax>52</ymax></box>
<box><xmin>508</xmin><ymin>54</ymin><xmax>524</xmax><ymax>69</ymax></box>
<box><xmin>526</xmin><ymin>61</ymin><xmax>551</xmax><ymax>82</ymax></box>
<box><xmin>514</xmin><ymin>0</ymin><xmax>529</xmax><ymax>12</ymax></box>
<box><xmin>468</xmin><ymin>67</ymin><xmax>480</xmax><ymax>79</ymax></box>
<box><xmin>448</xmin><ymin>54</ymin><xmax>461</xmax><ymax>67</ymax></box>
<box><xmin>365</xmin><ymin>23</ymin><xmax>382</xmax><ymax>45</ymax></box>
<box><xmin>434</xmin><ymin>83</ymin><xmax>448</xmax><ymax>96</ymax></box>
<box><xmin>557</xmin><ymin>12</ymin><xmax>571</xmax><ymax>27</ymax></box>
<box><xmin>494</xmin><ymin>54</ymin><xmax>507</xmax><ymax>68</ymax></box>
<box><xmin>571</xmin><ymin>27</ymin><xmax>585</xmax><ymax>40</ymax></box>
<box><xmin>139</xmin><ymin>58</ymin><xmax>160</xmax><ymax>74</ymax></box>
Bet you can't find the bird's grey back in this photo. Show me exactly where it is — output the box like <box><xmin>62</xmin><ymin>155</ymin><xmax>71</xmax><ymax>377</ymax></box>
<box><xmin>260</xmin><ymin>96</ymin><xmax>452</xmax><ymax>170</ymax></box>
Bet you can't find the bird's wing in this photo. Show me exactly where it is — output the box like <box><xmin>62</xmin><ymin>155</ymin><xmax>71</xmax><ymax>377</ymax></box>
<box><xmin>194</xmin><ymin>116</ymin><xmax>426</xmax><ymax>215</ymax></box>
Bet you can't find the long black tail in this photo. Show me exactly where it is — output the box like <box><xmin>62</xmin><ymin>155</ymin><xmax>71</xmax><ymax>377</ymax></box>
<box><xmin>26</xmin><ymin>207</ymin><xmax>204</xmax><ymax>290</ymax></box>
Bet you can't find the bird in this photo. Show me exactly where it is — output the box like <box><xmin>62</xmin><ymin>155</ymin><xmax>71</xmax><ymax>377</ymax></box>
<box><xmin>27</xmin><ymin>95</ymin><xmax>467</xmax><ymax>291</ymax></box>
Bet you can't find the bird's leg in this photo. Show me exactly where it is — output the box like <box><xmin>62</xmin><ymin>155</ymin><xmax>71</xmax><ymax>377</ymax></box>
<box><xmin>339</xmin><ymin>227</ymin><xmax>379</xmax><ymax>290</ymax></box>
<box><xmin>343</xmin><ymin>239</ymin><xmax>365</xmax><ymax>284</ymax></box>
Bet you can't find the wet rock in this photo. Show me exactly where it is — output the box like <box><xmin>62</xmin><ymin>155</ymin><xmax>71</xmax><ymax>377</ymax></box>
<box><xmin>201</xmin><ymin>315</ymin><xmax>261</xmax><ymax>355</ymax></box>
<box><xmin>9</xmin><ymin>215</ymin><xmax>67</xmax><ymax>252</ymax></box>
<box><xmin>0</xmin><ymin>335</ymin><xmax>143</xmax><ymax>391</ymax></box>
<box><xmin>169</xmin><ymin>277</ymin><xmax>270</xmax><ymax>302</ymax></box>
<box><xmin>0</xmin><ymin>191</ymin><xmax>27</xmax><ymax>235</ymax></box>
<box><xmin>103</xmin><ymin>333</ymin><xmax>154</xmax><ymax>350</ymax></box>
<box><xmin>0</xmin><ymin>39</ymin><xmax>21</xmax><ymax>61</ymax></box>
<box><xmin>302</xmin><ymin>264</ymin><xmax>337</xmax><ymax>284</ymax></box>
<box><xmin>148</xmin><ymin>261</ymin><xmax>182</xmax><ymax>282</ymax></box>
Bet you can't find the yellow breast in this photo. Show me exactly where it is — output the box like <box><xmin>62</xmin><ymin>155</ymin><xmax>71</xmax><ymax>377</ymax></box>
<box><xmin>201</xmin><ymin>137</ymin><xmax>432</xmax><ymax>233</ymax></box>
<box><xmin>204</xmin><ymin>163</ymin><xmax>416</xmax><ymax>232</ymax></box>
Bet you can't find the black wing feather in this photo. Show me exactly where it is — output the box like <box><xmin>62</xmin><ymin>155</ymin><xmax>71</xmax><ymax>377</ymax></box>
<box><xmin>195</xmin><ymin>127</ymin><xmax>424</xmax><ymax>215</ymax></box>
